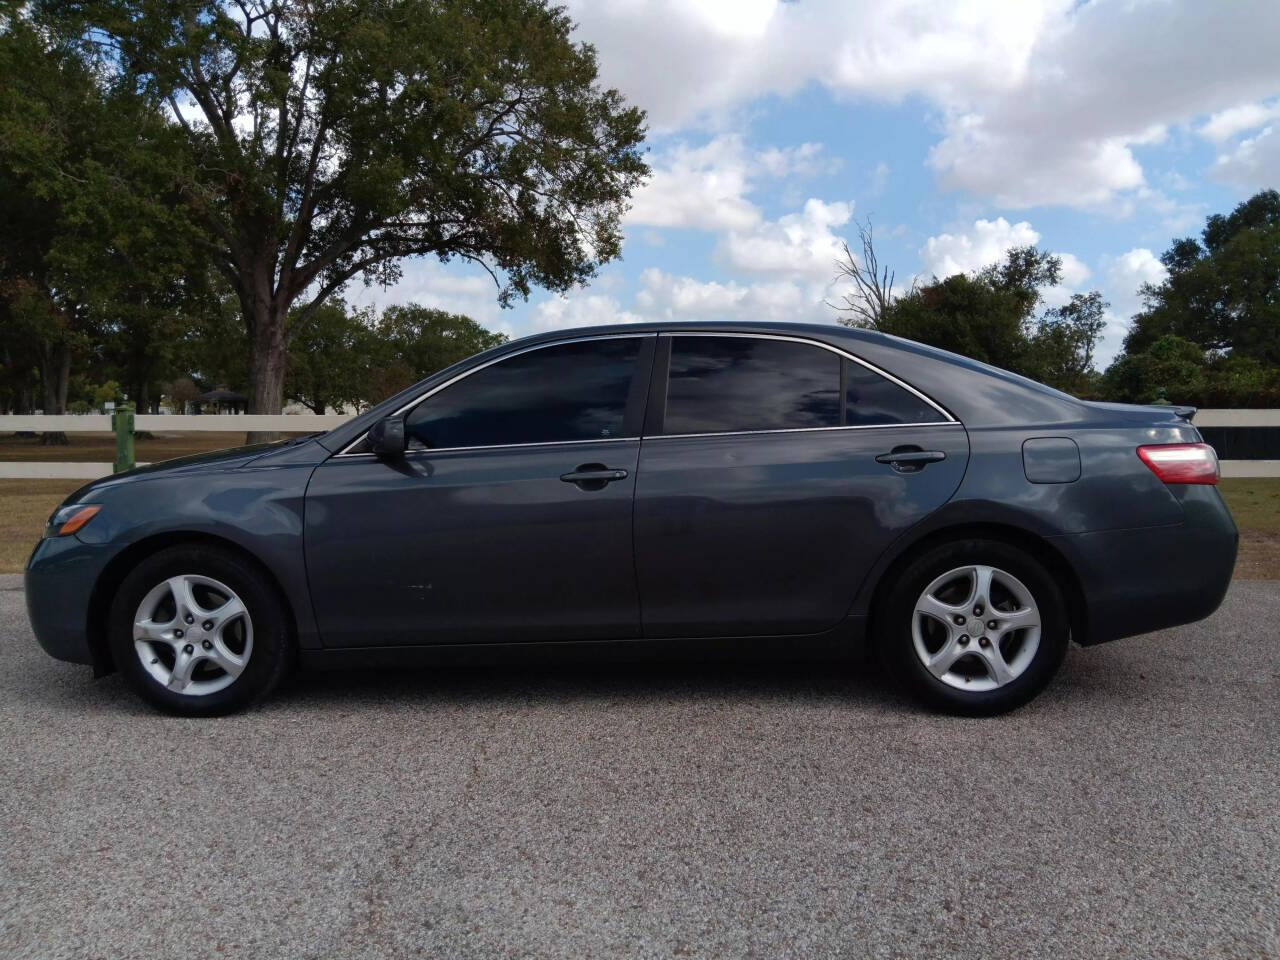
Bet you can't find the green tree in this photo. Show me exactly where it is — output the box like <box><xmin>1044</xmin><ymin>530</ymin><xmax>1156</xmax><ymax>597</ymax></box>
<box><xmin>1124</xmin><ymin>190</ymin><xmax>1280</xmax><ymax>365</ymax></box>
<box><xmin>876</xmin><ymin>271</ymin><xmax>1032</xmax><ymax>368</ymax></box>
<box><xmin>169</xmin><ymin>282</ymin><xmax>252</xmax><ymax>396</ymax></box>
<box><xmin>1</xmin><ymin>10</ymin><xmax>206</xmax><ymax>426</ymax></box>
<box><xmin>377</xmin><ymin>304</ymin><xmax>508</xmax><ymax>378</ymax></box>
<box><xmin>285</xmin><ymin>301</ymin><xmax>375</xmax><ymax>414</ymax></box>
<box><xmin>872</xmin><ymin>246</ymin><xmax>1108</xmax><ymax>394</ymax></box>
<box><xmin>1026</xmin><ymin>291</ymin><xmax>1109</xmax><ymax>395</ymax></box>
<box><xmin>162</xmin><ymin>376</ymin><xmax>201</xmax><ymax>414</ymax></box>
<box><xmin>89</xmin><ymin>379</ymin><xmax>122</xmax><ymax>410</ymax></box>
<box><xmin>0</xmin><ymin>20</ymin><xmax>90</xmax><ymax>424</ymax></box>
<box><xmin>40</xmin><ymin>0</ymin><xmax>648</xmax><ymax>438</ymax></box>
<box><xmin>1102</xmin><ymin>334</ymin><xmax>1208</xmax><ymax>405</ymax></box>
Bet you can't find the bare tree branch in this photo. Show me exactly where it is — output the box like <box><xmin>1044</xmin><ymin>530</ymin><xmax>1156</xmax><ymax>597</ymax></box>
<box><xmin>827</xmin><ymin>218</ymin><xmax>913</xmax><ymax>329</ymax></box>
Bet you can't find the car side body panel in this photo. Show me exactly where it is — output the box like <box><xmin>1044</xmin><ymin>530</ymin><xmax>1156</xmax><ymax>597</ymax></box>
<box><xmin>25</xmin><ymin>440</ymin><xmax>327</xmax><ymax>667</ymax></box>
<box><xmin>633</xmin><ymin>423</ymin><xmax>970</xmax><ymax>637</ymax></box>
<box><xmin>303</xmin><ymin>440</ymin><xmax>644</xmax><ymax>647</ymax></box>
<box><xmin>24</xmin><ymin>321</ymin><xmax>1239</xmax><ymax>677</ymax></box>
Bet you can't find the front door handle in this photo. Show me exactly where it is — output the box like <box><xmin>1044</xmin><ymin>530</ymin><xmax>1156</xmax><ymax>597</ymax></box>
<box><xmin>875</xmin><ymin>447</ymin><xmax>947</xmax><ymax>473</ymax></box>
<box><xmin>560</xmin><ymin>464</ymin><xmax>629</xmax><ymax>490</ymax></box>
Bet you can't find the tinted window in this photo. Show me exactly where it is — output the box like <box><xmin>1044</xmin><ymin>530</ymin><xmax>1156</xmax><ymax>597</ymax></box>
<box><xmin>844</xmin><ymin>362</ymin><xmax>946</xmax><ymax>425</ymax></box>
<box><xmin>664</xmin><ymin>337</ymin><xmax>841</xmax><ymax>434</ymax></box>
<box><xmin>405</xmin><ymin>338</ymin><xmax>643</xmax><ymax>449</ymax></box>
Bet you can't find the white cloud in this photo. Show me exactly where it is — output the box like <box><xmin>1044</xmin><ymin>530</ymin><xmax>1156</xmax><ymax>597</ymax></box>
<box><xmin>870</xmin><ymin>161</ymin><xmax>890</xmax><ymax>196</ymax></box>
<box><xmin>1210</xmin><ymin>125</ymin><xmax>1280</xmax><ymax>190</ymax></box>
<box><xmin>520</xmin><ymin>267</ymin><xmax>842</xmax><ymax>337</ymax></box>
<box><xmin>568</xmin><ymin>0</ymin><xmax>1059</xmax><ymax>132</ymax></box>
<box><xmin>1198</xmin><ymin>101</ymin><xmax>1280</xmax><ymax>142</ymax></box>
<box><xmin>568</xmin><ymin>0</ymin><xmax>1280</xmax><ymax>211</ymax></box>
<box><xmin>757</xmin><ymin>142</ymin><xmax>839</xmax><ymax>179</ymax></box>
<box><xmin>918</xmin><ymin>217</ymin><xmax>1091</xmax><ymax>308</ymax></box>
<box><xmin>720</xmin><ymin>198</ymin><xmax>853</xmax><ymax>280</ymax></box>
<box><xmin>930</xmin><ymin>126</ymin><xmax>1145</xmax><ymax>209</ymax></box>
<box><xmin>635</xmin><ymin>268</ymin><xmax>834</xmax><ymax>325</ymax></box>
<box><xmin>529</xmin><ymin>293</ymin><xmax>644</xmax><ymax>332</ymax></box>
<box><xmin>626</xmin><ymin>136</ymin><xmax>836</xmax><ymax>233</ymax></box>
<box><xmin>1105</xmin><ymin>248</ymin><xmax>1167</xmax><ymax>321</ymax></box>
<box><xmin>345</xmin><ymin>259</ymin><xmax>505</xmax><ymax>328</ymax></box>
<box><xmin>922</xmin><ymin>1</ymin><xmax>1280</xmax><ymax>210</ymax></box>
<box><xmin>920</xmin><ymin>217</ymin><xmax>1041</xmax><ymax>279</ymax></box>
<box><xmin>1058</xmin><ymin>253</ymin><xmax>1091</xmax><ymax>290</ymax></box>
<box><xmin>1040</xmin><ymin>252</ymin><xmax>1091</xmax><ymax>309</ymax></box>
<box><xmin>625</xmin><ymin>136</ymin><xmax>761</xmax><ymax>231</ymax></box>
<box><xmin>1092</xmin><ymin>247</ymin><xmax>1170</xmax><ymax>366</ymax></box>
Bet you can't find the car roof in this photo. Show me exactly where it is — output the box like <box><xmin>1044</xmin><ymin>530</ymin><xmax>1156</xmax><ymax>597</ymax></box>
<box><xmin>503</xmin><ymin>319</ymin><xmax>882</xmax><ymax>348</ymax></box>
<box><xmin>316</xmin><ymin>320</ymin><xmax>1090</xmax><ymax>453</ymax></box>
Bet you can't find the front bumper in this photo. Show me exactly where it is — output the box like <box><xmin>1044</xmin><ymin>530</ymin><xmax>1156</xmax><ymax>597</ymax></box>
<box><xmin>1052</xmin><ymin>485</ymin><xmax>1238</xmax><ymax>646</ymax></box>
<box><xmin>24</xmin><ymin>536</ymin><xmax>112</xmax><ymax>666</ymax></box>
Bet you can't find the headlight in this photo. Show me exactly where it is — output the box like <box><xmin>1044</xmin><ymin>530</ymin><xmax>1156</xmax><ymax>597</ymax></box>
<box><xmin>46</xmin><ymin>504</ymin><xmax>102</xmax><ymax>538</ymax></box>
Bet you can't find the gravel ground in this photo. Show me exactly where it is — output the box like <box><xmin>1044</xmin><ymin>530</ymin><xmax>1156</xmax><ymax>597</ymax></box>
<box><xmin>1</xmin><ymin>575</ymin><xmax>1278</xmax><ymax>960</ymax></box>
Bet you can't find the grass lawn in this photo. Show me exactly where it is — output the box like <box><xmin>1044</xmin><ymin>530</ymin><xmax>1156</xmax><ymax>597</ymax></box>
<box><xmin>1219</xmin><ymin>477</ymin><xmax>1280</xmax><ymax>580</ymax></box>
<box><xmin>1</xmin><ymin>466</ymin><xmax>1277</xmax><ymax>577</ymax></box>
<box><xmin>0</xmin><ymin>478</ymin><xmax>85</xmax><ymax>573</ymax></box>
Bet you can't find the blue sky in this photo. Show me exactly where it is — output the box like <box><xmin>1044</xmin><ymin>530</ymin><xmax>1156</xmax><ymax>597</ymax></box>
<box><xmin>350</xmin><ymin>0</ymin><xmax>1280</xmax><ymax>367</ymax></box>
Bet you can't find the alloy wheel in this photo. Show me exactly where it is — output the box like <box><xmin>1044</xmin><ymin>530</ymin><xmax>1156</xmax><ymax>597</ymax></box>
<box><xmin>911</xmin><ymin>564</ymin><xmax>1042</xmax><ymax>692</ymax></box>
<box><xmin>133</xmin><ymin>574</ymin><xmax>254</xmax><ymax>696</ymax></box>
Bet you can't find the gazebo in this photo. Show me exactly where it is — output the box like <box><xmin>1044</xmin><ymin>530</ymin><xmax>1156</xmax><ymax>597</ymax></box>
<box><xmin>197</xmin><ymin>389</ymin><xmax>248</xmax><ymax>414</ymax></box>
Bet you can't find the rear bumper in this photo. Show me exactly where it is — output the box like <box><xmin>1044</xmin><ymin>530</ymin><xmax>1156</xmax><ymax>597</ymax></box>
<box><xmin>1051</xmin><ymin>486</ymin><xmax>1238</xmax><ymax>646</ymax></box>
<box><xmin>24</xmin><ymin>536</ymin><xmax>110</xmax><ymax>666</ymax></box>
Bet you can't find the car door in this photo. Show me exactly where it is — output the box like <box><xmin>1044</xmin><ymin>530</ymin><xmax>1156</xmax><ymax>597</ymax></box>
<box><xmin>305</xmin><ymin>334</ymin><xmax>655</xmax><ymax>647</ymax></box>
<box><xmin>633</xmin><ymin>333</ymin><xmax>969</xmax><ymax>638</ymax></box>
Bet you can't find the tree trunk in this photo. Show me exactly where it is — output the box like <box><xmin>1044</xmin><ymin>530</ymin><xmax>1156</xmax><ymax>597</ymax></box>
<box><xmin>246</xmin><ymin>302</ymin><xmax>287</xmax><ymax>444</ymax></box>
<box><xmin>39</xmin><ymin>342</ymin><xmax>70</xmax><ymax>445</ymax></box>
<box><xmin>56</xmin><ymin>347</ymin><xmax>70</xmax><ymax>413</ymax></box>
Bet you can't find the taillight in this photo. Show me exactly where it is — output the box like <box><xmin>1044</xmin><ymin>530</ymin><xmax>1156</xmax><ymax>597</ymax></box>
<box><xmin>1137</xmin><ymin>443</ymin><xmax>1219</xmax><ymax>485</ymax></box>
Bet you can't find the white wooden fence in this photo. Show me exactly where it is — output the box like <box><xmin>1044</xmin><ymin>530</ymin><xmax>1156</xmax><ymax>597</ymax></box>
<box><xmin>0</xmin><ymin>413</ymin><xmax>352</xmax><ymax>433</ymax></box>
<box><xmin>0</xmin><ymin>414</ymin><xmax>351</xmax><ymax>479</ymax></box>
<box><xmin>0</xmin><ymin>410</ymin><xmax>1277</xmax><ymax>480</ymax></box>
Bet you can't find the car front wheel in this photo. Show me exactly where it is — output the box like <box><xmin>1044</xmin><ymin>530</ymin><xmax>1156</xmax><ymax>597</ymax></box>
<box><xmin>878</xmin><ymin>539</ymin><xmax>1069</xmax><ymax>715</ymax></box>
<box><xmin>108</xmin><ymin>544</ymin><xmax>292</xmax><ymax>716</ymax></box>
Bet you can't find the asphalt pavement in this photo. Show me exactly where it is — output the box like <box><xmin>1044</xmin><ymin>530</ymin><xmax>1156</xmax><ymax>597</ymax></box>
<box><xmin>1</xmin><ymin>575</ymin><xmax>1277</xmax><ymax>959</ymax></box>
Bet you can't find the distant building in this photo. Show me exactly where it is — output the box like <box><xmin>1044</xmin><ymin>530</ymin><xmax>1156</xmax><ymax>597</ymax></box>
<box><xmin>198</xmin><ymin>389</ymin><xmax>248</xmax><ymax>414</ymax></box>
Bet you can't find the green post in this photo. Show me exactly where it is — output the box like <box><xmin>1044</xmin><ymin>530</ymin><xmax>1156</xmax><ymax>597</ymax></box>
<box><xmin>112</xmin><ymin>404</ymin><xmax>135</xmax><ymax>473</ymax></box>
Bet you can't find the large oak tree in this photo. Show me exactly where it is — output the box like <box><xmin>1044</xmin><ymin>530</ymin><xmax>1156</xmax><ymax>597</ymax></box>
<box><xmin>40</xmin><ymin>0</ymin><xmax>648</xmax><ymax>437</ymax></box>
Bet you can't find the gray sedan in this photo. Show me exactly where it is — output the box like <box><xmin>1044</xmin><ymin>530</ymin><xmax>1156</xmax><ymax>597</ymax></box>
<box><xmin>25</xmin><ymin>322</ymin><xmax>1238</xmax><ymax>716</ymax></box>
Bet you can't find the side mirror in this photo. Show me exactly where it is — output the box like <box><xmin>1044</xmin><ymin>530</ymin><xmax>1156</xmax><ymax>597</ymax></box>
<box><xmin>367</xmin><ymin>415</ymin><xmax>406</xmax><ymax>458</ymax></box>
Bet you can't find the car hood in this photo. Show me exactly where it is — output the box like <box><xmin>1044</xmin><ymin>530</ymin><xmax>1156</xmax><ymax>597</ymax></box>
<box><xmin>61</xmin><ymin>440</ymin><xmax>294</xmax><ymax>505</ymax></box>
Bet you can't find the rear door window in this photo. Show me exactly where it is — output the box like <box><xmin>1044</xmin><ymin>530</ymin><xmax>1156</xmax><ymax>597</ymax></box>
<box><xmin>842</xmin><ymin>362</ymin><xmax>947</xmax><ymax>426</ymax></box>
<box><xmin>663</xmin><ymin>336</ymin><xmax>841</xmax><ymax>434</ymax></box>
<box><xmin>661</xmin><ymin>335</ymin><xmax>945</xmax><ymax>434</ymax></box>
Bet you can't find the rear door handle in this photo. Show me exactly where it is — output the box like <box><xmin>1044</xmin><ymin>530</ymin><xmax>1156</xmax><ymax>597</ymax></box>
<box><xmin>560</xmin><ymin>464</ymin><xmax>629</xmax><ymax>489</ymax></box>
<box><xmin>875</xmin><ymin>448</ymin><xmax>946</xmax><ymax>473</ymax></box>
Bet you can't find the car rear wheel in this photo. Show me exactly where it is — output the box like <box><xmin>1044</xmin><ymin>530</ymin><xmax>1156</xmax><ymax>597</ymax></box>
<box><xmin>108</xmin><ymin>544</ymin><xmax>292</xmax><ymax>716</ymax></box>
<box><xmin>878</xmin><ymin>539</ymin><xmax>1069</xmax><ymax>715</ymax></box>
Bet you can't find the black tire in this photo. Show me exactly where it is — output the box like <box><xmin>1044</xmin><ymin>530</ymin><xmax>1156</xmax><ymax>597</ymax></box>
<box><xmin>876</xmin><ymin>538</ymin><xmax>1069</xmax><ymax>716</ymax></box>
<box><xmin>108</xmin><ymin>544</ymin><xmax>293</xmax><ymax>716</ymax></box>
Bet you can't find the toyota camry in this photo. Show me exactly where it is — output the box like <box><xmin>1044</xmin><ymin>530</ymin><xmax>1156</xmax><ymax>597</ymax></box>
<box><xmin>25</xmin><ymin>322</ymin><xmax>1238</xmax><ymax>716</ymax></box>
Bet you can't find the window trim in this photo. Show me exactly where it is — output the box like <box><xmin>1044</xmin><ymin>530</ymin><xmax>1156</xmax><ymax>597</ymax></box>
<box><xmin>650</xmin><ymin>331</ymin><xmax>956</xmax><ymax>439</ymax></box>
<box><xmin>335</xmin><ymin>332</ymin><xmax>655</xmax><ymax>457</ymax></box>
<box><xmin>336</xmin><ymin>329</ymin><xmax>957</xmax><ymax>457</ymax></box>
